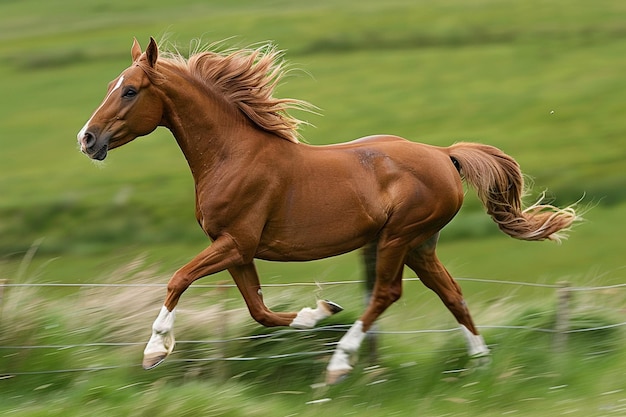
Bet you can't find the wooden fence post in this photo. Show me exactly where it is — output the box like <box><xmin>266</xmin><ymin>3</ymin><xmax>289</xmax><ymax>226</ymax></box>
<box><xmin>554</xmin><ymin>281</ymin><xmax>571</xmax><ymax>352</ymax></box>
<box><xmin>215</xmin><ymin>281</ymin><xmax>230</xmax><ymax>382</ymax></box>
<box><xmin>0</xmin><ymin>279</ymin><xmax>7</xmax><ymax>320</ymax></box>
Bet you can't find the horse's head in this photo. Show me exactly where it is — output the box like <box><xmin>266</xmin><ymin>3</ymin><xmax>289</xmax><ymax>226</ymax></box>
<box><xmin>77</xmin><ymin>38</ymin><xmax>164</xmax><ymax>160</ymax></box>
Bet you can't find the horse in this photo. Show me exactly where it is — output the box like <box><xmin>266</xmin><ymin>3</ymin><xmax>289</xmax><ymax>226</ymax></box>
<box><xmin>77</xmin><ymin>37</ymin><xmax>579</xmax><ymax>384</ymax></box>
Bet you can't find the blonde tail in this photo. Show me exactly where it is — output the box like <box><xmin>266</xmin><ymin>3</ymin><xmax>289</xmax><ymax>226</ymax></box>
<box><xmin>448</xmin><ymin>142</ymin><xmax>579</xmax><ymax>242</ymax></box>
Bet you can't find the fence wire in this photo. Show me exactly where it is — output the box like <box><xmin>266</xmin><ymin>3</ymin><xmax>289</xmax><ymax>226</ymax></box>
<box><xmin>1</xmin><ymin>277</ymin><xmax>624</xmax><ymax>377</ymax></box>
<box><xmin>5</xmin><ymin>277</ymin><xmax>625</xmax><ymax>289</ymax></box>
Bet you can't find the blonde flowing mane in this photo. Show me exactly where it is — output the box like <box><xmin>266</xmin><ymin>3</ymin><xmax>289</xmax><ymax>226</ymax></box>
<box><xmin>152</xmin><ymin>43</ymin><xmax>314</xmax><ymax>143</ymax></box>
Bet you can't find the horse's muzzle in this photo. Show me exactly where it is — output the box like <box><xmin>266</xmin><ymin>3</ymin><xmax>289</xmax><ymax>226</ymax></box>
<box><xmin>79</xmin><ymin>131</ymin><xmax>109</xmax><ymax>160</ymax></box>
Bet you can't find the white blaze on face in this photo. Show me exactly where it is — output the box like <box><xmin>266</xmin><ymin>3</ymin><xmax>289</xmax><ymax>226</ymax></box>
<box><xmin>77</xmin><ymin>75</ymin><xmax>125</xmax><ymax>144</ymax></box>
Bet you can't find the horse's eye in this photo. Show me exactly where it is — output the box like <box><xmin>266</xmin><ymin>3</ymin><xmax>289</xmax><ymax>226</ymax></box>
<box><xmin>123</xmin><ymin>88</ymin><xmax>137</xmax><ymax>99</ymax></box>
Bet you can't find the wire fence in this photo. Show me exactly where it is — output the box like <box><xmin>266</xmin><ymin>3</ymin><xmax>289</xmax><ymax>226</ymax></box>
<box><xmin>1</xmin><ymin>276</ymin><xmax>625</xmax><ymax>377</ymax></box>
<box><xmin>4</xmin><ymin>276</ymin><xmax>626</xmax><ymax>290</ymax></box>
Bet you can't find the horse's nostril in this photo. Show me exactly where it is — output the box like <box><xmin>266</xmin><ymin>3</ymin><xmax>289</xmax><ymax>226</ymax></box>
<box><xmin>82</xmin><ymin>131</ymin><xmax>96</xmax><ymax>149</ymax></box>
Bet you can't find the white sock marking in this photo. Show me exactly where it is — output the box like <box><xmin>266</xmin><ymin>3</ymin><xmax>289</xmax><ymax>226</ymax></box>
<box><xmin>460</xmin><ymin>325</ymin><xmax>489</xmax><ymax>357</ymax></box>
<box><xmin>290</xmin><ymin>300</ymin><xmax>332</xmax><ymax>329</ymax></box>
<box><xmin>327</xmin><ymin>320</ymin><xmax>366</xmax><ymax>372</ymax></box>
<box><xmin>143</xmin><ymin>305</ymin><xmax>176</xmax><ymax>357</ymax></box>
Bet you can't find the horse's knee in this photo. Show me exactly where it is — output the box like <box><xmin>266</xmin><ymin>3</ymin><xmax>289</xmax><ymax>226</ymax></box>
<box><xmin>248</xmin><ymin>307</ymin><xmax>279</xmax><ymax>327</ymax></box>
<box><xmin>164</xmin><ymin>272</ymin><xmax>195</xmax><ymax>309</ymax></box>
<box><xmin>390</xmin><ymin>282</ymin><xmax>402</xmax><ymax>302</ymax></box>
<box><xmin>166</xmin><ymin>273</ymin><xmax>192</xmax><ymax>296</ymax></box>
<box><xmin>378</xmin><ymin>278</ymin><xmax>403</xmax><ymax>303</ymax></box>
<box><xmin>253</xmin><ymin>314</ymin><xmax>271</xmax><ymax>327</ymax></box>
<box><xmin>371</xmin><ymin>287</ymin><xmax>401</xmax><ymax>309</ymax></box>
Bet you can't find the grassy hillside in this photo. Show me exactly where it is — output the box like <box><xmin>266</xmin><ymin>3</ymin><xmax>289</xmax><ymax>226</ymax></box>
<box><xmin>1</xmin><ymin>1</ymin><xmax>625</xmax><ymax>415</ymax></box>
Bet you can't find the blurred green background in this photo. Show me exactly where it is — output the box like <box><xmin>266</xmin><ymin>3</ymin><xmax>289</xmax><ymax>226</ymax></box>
<box><xmin>1</xmin><ymin>0</ymin><xmax>625</xmax><ymax>416</ymax></box>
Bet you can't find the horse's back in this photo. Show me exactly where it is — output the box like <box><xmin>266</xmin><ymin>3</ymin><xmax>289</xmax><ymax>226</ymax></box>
<box><xmin>259</xmin><ymin>136</ymin><xmax>463</xmax><ymax>259</ymax></box>
<box><xmin>298</xmin><ymin>135</ymin><xmax>461</xmax><ymax>203</ymax></box>
<box><xmin>335</xmin><ymin>135</ymin><xmax>460</xmax><ymax>184</ymax></box>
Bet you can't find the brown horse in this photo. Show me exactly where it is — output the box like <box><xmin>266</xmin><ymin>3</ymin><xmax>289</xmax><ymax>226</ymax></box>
<box><xmin>77</xmin><ymin>37</ymin><xmax>578</xmax><ymax>384</ymax></box>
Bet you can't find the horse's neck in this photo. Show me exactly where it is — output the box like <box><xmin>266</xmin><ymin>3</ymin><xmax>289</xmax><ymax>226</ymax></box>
<box><xmin>160</xmin><ymin>77</ymin><xmax>257</xmax><ymax>180</ymax></box>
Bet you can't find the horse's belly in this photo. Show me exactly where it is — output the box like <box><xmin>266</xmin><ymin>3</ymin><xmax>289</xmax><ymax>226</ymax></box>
<box><xmin>255</xmin><ymin>235</ymin><xmax>372</xmax><ymax>261</ymax></box>
<box><xmin>255</xmin><ymin>212</ymin><xmax>383</xmax><ymax>262</ymax></box>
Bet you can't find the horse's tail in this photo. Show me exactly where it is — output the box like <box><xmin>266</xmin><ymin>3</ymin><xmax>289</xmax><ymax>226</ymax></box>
<box><xmin>448</xmin><ymin>142</ymin><xmax>579</xmax><ymax>242</ymax></box>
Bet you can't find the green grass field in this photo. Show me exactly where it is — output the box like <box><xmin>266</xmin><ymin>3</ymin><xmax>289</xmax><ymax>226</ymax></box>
<box><xmin>1</xmin><ymin>0</ymin><xmax>625</xmax><ymax>415</ymax></box>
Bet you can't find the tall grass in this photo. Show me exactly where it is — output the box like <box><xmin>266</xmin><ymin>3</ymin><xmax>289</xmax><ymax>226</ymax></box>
<box><xmin>1</xmin><ymin>257</ymin><xmax>624</xmax><ymax>416</ymax></box>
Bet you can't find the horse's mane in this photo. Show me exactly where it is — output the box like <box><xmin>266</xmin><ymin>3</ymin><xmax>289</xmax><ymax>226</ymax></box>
<box><xmin>151</xmin><ymin>43</ymin><xmax>315</xmax><ymax>143</ymax></box>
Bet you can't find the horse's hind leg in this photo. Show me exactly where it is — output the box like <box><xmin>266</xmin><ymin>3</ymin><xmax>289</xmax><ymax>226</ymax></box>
<box><xmin>405</xmin><ymin>234</ymin><xmax>490</xmax><ymax>358</ymax></box>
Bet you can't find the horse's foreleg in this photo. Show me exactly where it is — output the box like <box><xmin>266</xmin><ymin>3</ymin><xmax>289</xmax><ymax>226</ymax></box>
<box><xmin>229</xmin><ymin>263</ymin><xmax>295</xmax><ymax>327</ymax></box>
<box><xmin>406</xmin><ymin>240</ymin><xmax>490</xmax><ymax>358</ymax></box>
<box><xmin>326</xmin><ymin>246</ymin><xmax>406</xmax><ymax>384</ymax></box>
<box><xmin>229</xmin><ymin>263</ymin><xmax>343</xmax><ymax>328</ymax></box>
<box><xmin>143</xmin><ymin>235</ymin><xmax>244</xmax><ymax>370</ymax></box>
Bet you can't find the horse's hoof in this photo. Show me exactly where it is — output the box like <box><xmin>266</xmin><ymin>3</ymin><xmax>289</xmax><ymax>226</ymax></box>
<box><xmin>142</xmin><ymin>353</ymin><xmax>167</xmax><ymax>370</ymax></box>
<box><xmin>142</xmin><ymin>330</ymin><xmax>175</xmax><ymax>370</ymax></box>
<box><xmin>325</xmin><ymin>368</ymin><xmax>351</xmax><ymax>385</ymax></box>
<box><xmin>321</xmin><ymin>300</ymin><xmax>343</xmax><ymax>315</ymax></box>
<box><xmin>291</xmin><ymin>300</ymin><xmax>344</xmax><ymax>329</ymax></box>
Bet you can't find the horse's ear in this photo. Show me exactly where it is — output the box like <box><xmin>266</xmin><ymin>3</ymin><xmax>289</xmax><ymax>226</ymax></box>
<box><xmin>131</xmin><ymin>38</ymin><xmax>142</xmax><ymax>62</ymax></box>
<box><xmin>146</xmin><ymin>37</ymin><xmax>159</xmax><ymax>68</ymax></box>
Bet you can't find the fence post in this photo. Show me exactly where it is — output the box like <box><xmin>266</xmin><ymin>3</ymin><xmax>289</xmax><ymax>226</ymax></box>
<box><xmin>554</xmin><ymin>281</ymin><xmax>571</xmax><ymax>352</ymax></box>
<box><xmin>0</xmin><ymin>279</ymin><xmax>7</xmax><ymax>320</ymax></box>
<box><xmin>215</xmin><ymin>281</ymin><xmax>230</xmax><ymax>382</ymax></box>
